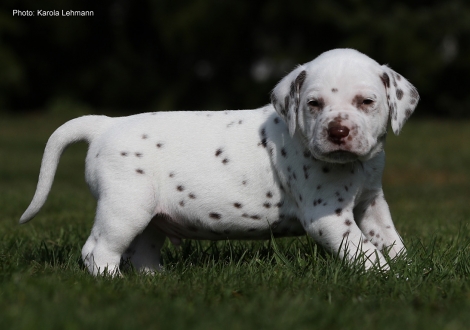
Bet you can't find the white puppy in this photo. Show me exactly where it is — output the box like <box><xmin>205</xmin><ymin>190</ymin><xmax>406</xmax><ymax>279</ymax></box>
<box><xmin>21</xmin><ymin>49</ymin><xmax>419</xmax><ymax>275</ymax></box>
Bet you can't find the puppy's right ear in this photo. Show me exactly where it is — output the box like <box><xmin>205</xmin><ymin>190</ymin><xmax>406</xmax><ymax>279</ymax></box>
<box><xmin>271</xmin><ymin>66</ymin><xmax>307</xmax><ymax>136</ymax></box>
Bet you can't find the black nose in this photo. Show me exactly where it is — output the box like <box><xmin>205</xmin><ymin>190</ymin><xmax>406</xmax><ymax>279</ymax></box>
<box><xmin>328</xmin><ymin>122</ymin><xmax>350</xmax><ymax>144</ymax></box>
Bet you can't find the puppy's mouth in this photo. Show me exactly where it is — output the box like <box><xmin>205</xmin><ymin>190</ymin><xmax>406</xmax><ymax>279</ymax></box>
<box><xmin>311</xmin><ymin>145</ymin><xmax>360</xmax><ymax>163</ymax></box>
<box><xmin>324</xmin><ymin>150</ymin><xmax>358</xmax><ymax>163</ymax></box>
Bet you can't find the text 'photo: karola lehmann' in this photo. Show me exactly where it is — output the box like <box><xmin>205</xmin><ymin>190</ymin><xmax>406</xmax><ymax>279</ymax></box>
<box><xmin>13</xmin><ymin>9</ymin><xmax>94</xmax><ymax>17</ymax></box>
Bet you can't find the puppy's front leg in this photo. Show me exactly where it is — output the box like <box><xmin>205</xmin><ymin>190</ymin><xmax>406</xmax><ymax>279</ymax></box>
<box><xmin>354</xmin><ymin>190</ymin><xmax>406</xmax><ymax>260</ymax></box>
<box><xmin>303</xmin><ymin>208</ymin><xmax>389</xmax><ymax>270</ymax></box>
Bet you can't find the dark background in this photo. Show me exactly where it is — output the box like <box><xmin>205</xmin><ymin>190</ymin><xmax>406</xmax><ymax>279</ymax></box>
<box><xmin>1</xmin><ymin>0</ymin><xmax>469</xmax><ymax>117</ymax></box>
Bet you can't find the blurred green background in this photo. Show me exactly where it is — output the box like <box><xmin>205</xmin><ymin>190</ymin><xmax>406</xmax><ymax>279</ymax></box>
<box><xmin>1</xmin><ymin>0</ymin><xmax>469</xmax><ymax>116</ymax></box>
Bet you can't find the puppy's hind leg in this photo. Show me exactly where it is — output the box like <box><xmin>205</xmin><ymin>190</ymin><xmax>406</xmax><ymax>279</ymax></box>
<box><xmin>82</xmin><ymin>194</ymin><xmax>155</xmax><ymax>276</ymax></box>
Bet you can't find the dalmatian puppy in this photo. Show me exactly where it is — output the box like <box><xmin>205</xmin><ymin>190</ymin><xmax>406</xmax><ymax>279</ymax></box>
<box><xmin>20</xmin><ymin>49</ymin><xmax>419</xmax><ymax>275</ymax></box>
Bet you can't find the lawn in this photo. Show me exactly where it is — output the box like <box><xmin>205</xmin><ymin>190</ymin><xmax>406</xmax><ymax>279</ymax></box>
<box><xmin>1</xmin><ymin>111</ymin><xmax>470</xmax><ymax>329</ymax></box>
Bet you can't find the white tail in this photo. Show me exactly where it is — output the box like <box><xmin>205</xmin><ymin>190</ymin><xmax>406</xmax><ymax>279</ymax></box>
<box><xmin>20</xmin><ymin>115</ymin><xmax>111</xmax><ymax>224</ymax></box>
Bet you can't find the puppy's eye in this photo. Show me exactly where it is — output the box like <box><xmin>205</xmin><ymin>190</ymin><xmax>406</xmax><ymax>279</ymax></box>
<box><xmin>308</xmin><ymin>100</ymin><xmax>321</xmax><ymax>108</ymax></box>
<box><xmin>362</xmin><ymin>98</ymin><xmax>374</xmax><ymax>105</ymax></box>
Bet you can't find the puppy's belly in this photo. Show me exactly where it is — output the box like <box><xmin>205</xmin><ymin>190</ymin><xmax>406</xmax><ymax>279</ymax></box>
<box><xmin>149</xmin><ymin>212</ymin><xmax>306</xmax><ymax>241</ymax></box>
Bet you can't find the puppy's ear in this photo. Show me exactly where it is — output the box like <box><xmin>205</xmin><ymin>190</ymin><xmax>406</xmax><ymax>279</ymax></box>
<box><xmin>271</xmin><ymin>66</ymin><xmax>307</xmax><ymax>136</ymax></box>
<box><xmin>380</xmin><ymin>65</ymin><xmax>420</xmax><ymax>135</ymax></box>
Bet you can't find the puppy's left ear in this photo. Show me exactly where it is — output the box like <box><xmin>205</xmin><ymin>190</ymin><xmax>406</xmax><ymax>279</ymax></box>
<box><xmin>271</xmin><ymin>66</ymin><xmax>307</xmax><ymax>136</ymax></box>
<box><xmin>380</xmin><ymin>65</ymin><xmax>420</xmax><ymax>135</ymax></box>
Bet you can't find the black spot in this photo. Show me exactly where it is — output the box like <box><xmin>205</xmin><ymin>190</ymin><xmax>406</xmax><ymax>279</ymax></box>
<box><xmin>313</xmin><ymin>198</ymin><xmax>323</xmax><ymax>206</ymax></box>
<box><xmin>135</xmin><ymin>152</ymin><xmax>143</xmax><ymax>158</ymax></box>
<box><xmin>215</xmin><ymin>148</ymin><xmax>223</xmax><ymax>157</ymax></box>
<box><xmin>263</xmin><ymin>203</ymin><xmax>271</xmax><ymax>209</ymax></box>
<box><xmin>261</xmin><ymin>138</ymin><xmax>267</xmax><ymax>148</ymax></box>
<box><xmin>209</xmin><ymin>212</ymin><xmax>221</xmax><ymax>220</ymax></box>
<box><xmin>274</xmin><ymin>117</ymin><xmax>280</xmax><ymax>124</ymax></box>
<box><xmin>298</xmin><ymin>194</ymin><xmax>303</xmax><ymax>202</ymax></box>
<box><xmin>233</xmin><ymin>203</ymin><xmax>242</xmax><ymax>208</ymax></box>
<box><xmin>136</xmin><ymin>169</ymin><xmax>144</xmax><ymax>174</ymax></box>
<box><xmin>188</xmin><ymin>193</ymin><xmax>196</xmax><ymax>199</ymax></box>
<box><xmin>276</xmin><ymin>201</ymin><xmax>284</xmax><ymax>208</ymax></box>
<box><xmin>266</xmin><ymin>191</ymin><xmax>273</xmax><ymax>198</ymax></box>
<box><xmin>303</xmin><ymin>150</ymin><xmax>311</xmax><ymax>158</ymax></box>
<box><xmin>319</xmin><ymin>230</ymin><xmax>323</xmax><ymax>236</ymax></box>
<box><xmin>335</xmin><ymin>208</ymin><xmax>342</xmax><ymax>216</ymax></box>
<box><xmin>121</xmin><ymin>152</ymin><xmax>128</xmax><ymax>156</ymax></box>
<box><xmin>322</xmin><ymin>166</ymin><xmax>329</xmax><ymax>173</ymax></box>
<box><xmin>338</xmin><ymin>198</ymin><xmax>344</xmax><ymax>202</ymax></box>
<box><xmin>345</xmin><ymin>219</ymin><xmax>352</xmax><ymax>226</ymax></box>
<box><xmin>292</xmin><ymin>172</ymin><xmax>297</xmax><ymax>180</ymax></box>
<box><xmin>222</xmin><ymin>158</ymin><xmax>229</xmax><ymax>164</ymax></box>
<box><xmin>344</xmin><ymin>185</ymin><xmax>349</xmax><ymax>192</ymax></box>
<box><xmin>317</xmin><ymin>185</ymin><xmax>322</xmax><ymax>190</ymax></box>
<box><xmin>261</xmin><ymin>128</ymin><xmax>266</xmax><ymax>137</ymax></box>
<box><xmin>281</xmin><ymin>148</ymin><xmax>287</xmax><ymax>157</ymax></box>
<box><xmin>177</xmin><ymin>185</ymin><xmax>185</xmax><ymax>192</ymax></box>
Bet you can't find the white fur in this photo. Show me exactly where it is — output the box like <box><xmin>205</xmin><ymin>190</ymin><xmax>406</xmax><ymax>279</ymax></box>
<box><xmin>20</xmin><ymin>49</ymin><xmax>419</xmax><ymax>275</ymax></box>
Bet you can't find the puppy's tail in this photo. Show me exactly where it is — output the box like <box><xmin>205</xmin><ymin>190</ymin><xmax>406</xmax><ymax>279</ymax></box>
<box><xmin>19</xmin><ymin>115</ymin><xmax>112</xmax><ymax>224</ymax></box>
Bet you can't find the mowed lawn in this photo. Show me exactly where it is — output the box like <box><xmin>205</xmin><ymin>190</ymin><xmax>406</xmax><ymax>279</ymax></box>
<box><xmin>1</xmin><ymin>112</ymin><xmax>470</xmax><ymax>329</ymax></box>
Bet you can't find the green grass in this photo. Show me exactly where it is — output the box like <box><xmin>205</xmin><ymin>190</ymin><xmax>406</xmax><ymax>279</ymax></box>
<box><xmin>1</xmin><ymin>112</ymin><xmax>470</xmax><ymax>329</ymax></box>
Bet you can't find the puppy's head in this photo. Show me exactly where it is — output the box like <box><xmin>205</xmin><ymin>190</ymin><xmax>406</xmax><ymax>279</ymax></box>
<box><xmin>271</xmin><ymin>48</ymin><xmax>419</xmax><ymax>163</ymax></box>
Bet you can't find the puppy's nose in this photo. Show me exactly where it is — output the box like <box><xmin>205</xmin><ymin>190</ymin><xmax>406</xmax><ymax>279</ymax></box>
<box><xmin>328</xmin><ymin>122</ymin><xmax>350</xmax><ymax>144</ymax></box>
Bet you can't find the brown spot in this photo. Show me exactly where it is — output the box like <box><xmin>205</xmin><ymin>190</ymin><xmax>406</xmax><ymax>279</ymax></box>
<box><xmin>263</xmin><ymin>202</ymin><xmax>271</xmax><ymax>208</ymax></box>
<box><xmin>142</xmin><ymin>134</ymin><xmax>148</xmax><ymax>139</ymax></box>
<box><xmin>394</xmin><ymin>89</ymin><xmax>404</xmax><ymax>101</ymax></box>
<box><xmin>369</xmin><ymin>230</ymin><xmax>375</xmax><ymax>236</ymax></box>
<box><xmin>215</xmin><ymin>148</ymin><xmax>223</xmax><ymax>157</ymax></box>
<box><xmin>380</xmin><ymin>72</ymin><xmax>390</xmax><ymax>88</ymax></box>
<box><xmin>266</xmin><ymin>191</ymin><xmax>273</xmax><ymax>198</ymax></box>
<box><xmin>331</xmin><ymin>88</ymin><xmax>338</xmax><ymax>93</ymax></box>
<box><xmin>121</xmin><ymin>152</ymin><xmax>128</xmax><ymax>156</ymax></box>
<box><xmin>135</xmin><ymin>152</ymin><xmax>143</xmax><ymax>158</ymax></box>
<box><xmin>242</xmin><ymin>180</ymin><xmax>247</xmax><ymax>185</ymax></box>
<box><xmin>222</xmin><ymin>158</ymin><xmax>229</xmax><ymax>164</ymax></box>
<box><xmin>177</xmin><ymin>185</ymin><xmax>184</xmax><ymax>192</ymax></box>
<box><xmin>188</xmin><ymin>193</ymin><xmax>196</xmax><ymax>199</ymax></box>
<box><xmin>179</xmin><ymin>201</ymin><xmax>185</xmax><ymax>207</ymax></box>
<box><xmin>136</xmin><ymin>169</ymin><xmax>144</xmax><ymax>174</ymax></box>
<box><xmin>233</xmin><ymin>203</ymin><xmax>242</xmax><ymax>209</ymax></box>
<box><xmin>209</xmin><ymin>212</ymin><xmax>221</xmax><ymax>220</ymax></box>
<box><xmin>345</xmin><ymin>219</ymin><xmax>352</xmax><ymax>226</ymax></box>
<box><xmin>242</xmin><ymin>213</ymin><xmax>249</xmax><ymax>218</ymax></box>
<box><xmin>169</xmin><ymin>172</ymin><xmax>175</xmax><ymax>178</ymax></box>
<box><xmin>156</xmin><ymin>143</ymin><xmax>164</xmax><ymax>148</ymax></box>
<box><xmin>250</xmin><ymin>215</ymin><xmax>261</xmax><ymax>220</ymax></box>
